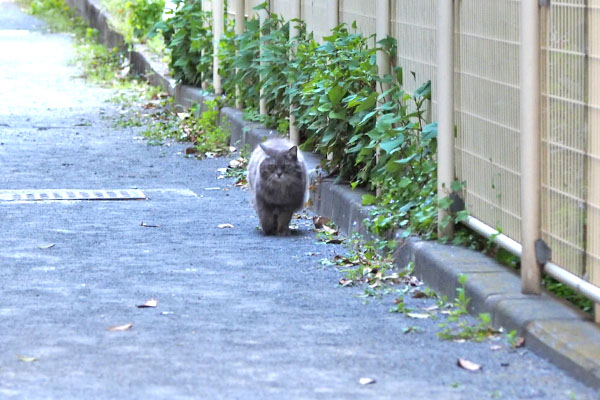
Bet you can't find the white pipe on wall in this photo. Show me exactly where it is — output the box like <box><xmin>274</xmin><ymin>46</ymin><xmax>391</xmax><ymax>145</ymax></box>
<box><xmin>463</xmin><ymin>216</ymin><xmax>600</xmax><ymax>305</ymax></box>
<box><xmin>212</xmin><ymin>0</ymin><xmax>224</xmax><ymax>95</ymax></box>
<box><xmin>437</xmin><ymin>0</ymin><xmax>455</xmax><ymax>239</ymax></box>
<box><xmin>519</xmin><ymin>0</ymin><xmax>542</xmax><ymax>294</ymax></box>
<box><xmin>289</xmin><ymin>0</ymin><xmax>301</xmax><ymax>145</ymax></box>
<box><xmin>234</xmin><ymin>0</ymin><xmax>245</xmax><ymax>109</ymax></box>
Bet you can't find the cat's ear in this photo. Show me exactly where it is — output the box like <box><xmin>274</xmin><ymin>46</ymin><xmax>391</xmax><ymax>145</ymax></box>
<box><xmin>287</xmin><ymin>146</ymin><xmax>298</xmax><ymax>160</ymax></box>
<box><xmin>260</xmin><ymin>143</ymin><xmax>277</xmax><ymax>157</ymax></box>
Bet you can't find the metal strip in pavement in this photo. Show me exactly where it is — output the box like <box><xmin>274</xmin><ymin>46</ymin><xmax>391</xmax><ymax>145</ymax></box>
<box><xmin>0</xmin><ymin>189</ymin><xmax>147</xmax><ymax>202</ymax></box>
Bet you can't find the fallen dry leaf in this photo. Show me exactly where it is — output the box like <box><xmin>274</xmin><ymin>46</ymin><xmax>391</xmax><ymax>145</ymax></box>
<box><xmin>359</xmin><ymin>377</ymin><xmax>376</xmax><ymax>385</ymax></box>
<box><xmin>321</xmin><ymin>225</ymin><xmax>338</xmax><ymax>236</ymax></box>
<box><xmin>18</xmin><ymin>356</ymin><xmax>38</xmax><ymax>362</ymax></box>
<box><xmin>513</xmin><ymin>337</ymin><xmax>526</xmax><ymax>348</ymax></box>
<box><xmin>217</xmin><ymin>223</ymin><xmax>234</xmax><ymax>229</ymax></box>
<box><xmin>407</xmin><ymin>312</ymin><xmax>431</xmax><ymax>319</ymax></box>
<box><xmin>137</xmin><ymin>299</ymin><xmax>158</xmax><ymax>308</ymax></box>
<box><xmin>333</xmin><ymin>255</ymin><xmax>359</xmax><ymax>266</ymax></box>
<box><xmin>312</xmin><ymin>215</ymin><xmax>331</xmax><ymax>229</ymax></box>
<box><xmin>108</xmin><ymin>323</ymin><xmax>133</xmax><ymax>332</ymax></box>
<box><xmin>411</xmin><ymin>290</ymin><xmax>428</xmax><ymax>299</ymax></box>
<box><xmin>457</xmin><ymin>358</ymin><xmax>482</xmax><ymax>371</ymax></box>
<box><xmin>140</xmin><ymin>222</ymin><xmax>160</xmax><ymax>228</ymax></box>
<box><xmin>38</xmin><ymin>243</ymin><xmax>55</xmax><ymax>249</ymax></box>
<box><xmin>339</xmin><ymin>278</ymin><xmax>354</xmax><ymax>287</ymax></box>
<box><xmin>228</xmin><ymin>158</ymin><xmax>246</xmax><ymax>169</ymax></box>
<box><xmin>325</xmin><ymin>237</ymin><xmax>345</xmax><ymax>245</ymax></box>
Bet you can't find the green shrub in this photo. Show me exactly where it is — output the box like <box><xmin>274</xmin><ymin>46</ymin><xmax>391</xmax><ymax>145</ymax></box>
<box><xmin>126</xmin><ymin>0</ymin><xmax>165</xmax><ymax>40</ymax></box>
<box><xmin>294</xmin><ymin>23</ymin><xmax>379</xmax><ymax>181</ymax></box>
<box><xmin>150</xmin><ymin>0</ymin><xmax>213</xmax><ymax>86</ymax></box>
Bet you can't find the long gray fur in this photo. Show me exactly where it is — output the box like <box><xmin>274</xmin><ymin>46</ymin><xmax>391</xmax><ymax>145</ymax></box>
<box><xmin>247</xmin><ymin>138</ymin><xmax>308</xmax><ymax>236</ymax></box>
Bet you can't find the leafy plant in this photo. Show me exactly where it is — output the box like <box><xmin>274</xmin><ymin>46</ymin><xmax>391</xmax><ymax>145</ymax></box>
<box><xmin>150</xmin><ymin>0</ymin><xmax>214</xmax><ymax>86</ymax></box>
<box><xmin>126</xmin><ymin>0</ymin><xmax>165</xmax><ymax>40</ymax></box>
<box><xmin>187</xmin><ymin>99</ymin><xmax>231</xmax><ymax>157</ymax></box>
<box><xmin>27</xmin><ymin>0</ymin><xmax>74</xmax><ymax>31</ymax></box>
<box><xmin>294</xmin><ymin>23</ymin><xmax>379</xmax><ymax>181</ymax></box>
<box><xmin>74</xmin><ymin>28</ymin><xmax>129</xmax><ymax>85</ymax></box>
<box><xmin>439</xmin><ymin>312</ymin><xmax>499</xmax><ymax>342</ymax></box>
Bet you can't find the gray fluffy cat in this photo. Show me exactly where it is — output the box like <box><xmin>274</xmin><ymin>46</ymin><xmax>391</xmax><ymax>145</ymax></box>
<box><xmin>247</xmin><ymin>138</ymin><xmax>308</xmax><ymax>236</ymax></box>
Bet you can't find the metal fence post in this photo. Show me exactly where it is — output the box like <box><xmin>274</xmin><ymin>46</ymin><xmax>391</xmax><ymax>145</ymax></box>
<box><xmin>289</xmin><ymin>0</ymin><xmax>301</xmax><ymax>145</ymax></box>
<box><xmin>258</xmin><ymin>2</ymin><xmax>269</xmax><ymax>116</ymax></box>
<box><xmin>234</xmin><ymin>0</ymin><xmax>245</xmax><ymax>109</ymax></box>
<box><xmin>520</xmin><ymin>0</ymin><xmax>542</xmax><ymax>294</ymax></box>
<box><xmin>327</xmin><ymin>0</ymin><xmax>338</xmax><ymax>31</ymax></box>
<box><xmin>213</xmin><ymin>0</ymin><xmax>224</xmax><ymax>95</ymax></box>
<box><xmin>375</xmin><ymin>0</ymin><xmax>390</xmax><ymax>197</ymax></box>
<box><xmin>437</xmin><ymin>0</ymin><xmax>455</xmax><ymax>239</ymax></box>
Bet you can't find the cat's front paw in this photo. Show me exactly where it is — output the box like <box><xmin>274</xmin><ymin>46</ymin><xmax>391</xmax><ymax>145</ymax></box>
<box><xmin>276</xmin><ymin>227</ymin><xmax>292</xmax><ymax>236</ymax></box>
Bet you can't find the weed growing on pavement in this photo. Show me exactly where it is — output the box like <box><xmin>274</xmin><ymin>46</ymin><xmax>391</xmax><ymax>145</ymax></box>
<box><xmin>436</xmin><ymin>275</ymin><xmax>502</xmax><ymax>342</ymax></box>
<box><xmin>138</xmin><ymin>98</ymin><xmax>233</xmax><ymax>157</ymax></box>
<box><xmin>222</xmin><ymin>151</ymin><xmax>249</xmax><ymax>187</ymax></box>
<box><xmin>74</xmin><ymin>29</ymin><xmax>128</xmax><ymax>85</ymax></box>
<box><xmin>22</xmin><ymin>0</ymin><xmax>74</xmax><ymax>31</ymax></box>
<box><xmin>22</xmin><ymin>0</ymin><xmax>134</xmax><ymax>87</ymax></box>
<box><xmin>438</xmin><ymin>312</ymin><xmax>500</xmax><ymax>342</ymax></box>
<box><xmin>185</xmin><ymin>100</ymin><xmax>231</xmax><ymax>158</ymax></box>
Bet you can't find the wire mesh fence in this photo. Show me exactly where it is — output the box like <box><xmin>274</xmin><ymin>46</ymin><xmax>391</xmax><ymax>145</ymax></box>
<box><xmin>218</xmin><ymin>0</ymin><xmax>599</xmax><ymax>305</ymax></box>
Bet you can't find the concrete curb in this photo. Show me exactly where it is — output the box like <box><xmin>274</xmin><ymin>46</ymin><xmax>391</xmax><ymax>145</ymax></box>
<box><xmin>67</xmin><ymin>0</ymin><xmax>600</xmax><ymax>389</ymax></box>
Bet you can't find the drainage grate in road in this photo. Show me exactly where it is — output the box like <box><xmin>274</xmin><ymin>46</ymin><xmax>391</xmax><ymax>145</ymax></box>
<box><xmin>0</xmin><ymin>189</ymin><xmax>146</xmax><ymax>202</ymax></box>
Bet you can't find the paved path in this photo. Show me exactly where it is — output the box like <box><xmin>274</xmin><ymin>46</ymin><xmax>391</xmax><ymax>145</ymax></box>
<box><xmin>0</xmin><ymin>3</ymin><xmax>598</xmax><ymax>399</ymax></box>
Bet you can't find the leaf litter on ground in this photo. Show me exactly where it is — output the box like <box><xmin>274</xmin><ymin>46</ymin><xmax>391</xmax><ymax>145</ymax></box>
<box><xmin>18</xmin><ymin>356</ymin><xmax>38</xmax><ymax>363</ymax></box>
<box><xmin>457</xmin><ymin>358</ymin><xmax>482</xmax><ymax>371</ymax></box>
<box><xmin>108</xmin><ymin>323</ymin><xmax>133</xmax><ymax>332</ymax></box>
<box><xmin>137</xmin><ymin>299</ymin><xmax>158</xmax><ymax>308</ymax></box>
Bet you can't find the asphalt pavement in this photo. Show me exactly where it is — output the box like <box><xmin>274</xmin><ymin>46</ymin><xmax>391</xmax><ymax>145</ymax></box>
<box><xmin>0</xmin><ymin>2</ymin><xmax>598</xmax><ymax>399</ymax></box>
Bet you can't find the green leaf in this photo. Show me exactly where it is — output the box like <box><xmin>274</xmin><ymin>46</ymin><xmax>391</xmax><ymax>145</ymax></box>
<box><xmin>355</xmin><ymin>92</ymin><xmax>377</xmax><ymax>113</ymax></box>
<box><xmin>414</xmin><ymin>80</ymin><xmax>431</xmax><ymax>100</ymax></box>
<box><xmin>327</xmin><ymin>85</ymin><xmax>346</xmax><ymax>105</ymax></box>
<box><xmin>362</xmin><ymin>194</ymin><xmax>377</xmax><ymax>206</ymax></box>
<box><xmin>451</xmin><ymin>180</ymin><xmax>466</xmax><ymax>192</ymax></box>
<box><xmin>393</xmin><ymin>153</ymin><xmax>416</xmax><ymax>165</ymax></box>
<box><xmin>358</xmin><ymin>110</ymin><xmax>377</xmax><ymax>126</ymax></box>
<box><xmin>252</xmin><ymin>2</ymin><xmax>269</xmax><ymax>11</ymax></box>
<box><xmin>395</xmin><ymin>66</ymin><xmax>403</xmax><ymax>85</ymax></box>
<box><xmin>455</xmin><ymin>210</ymin><xmax>469</xmax><ymax>223</ymax></box>
<box><xmin>422</xmin><ymin>122</ymin><xmax>438</xmax><ymax>141</ymax></box>
<box><xmin>329</xmin><ymin>110</ymin><xmax>347</xmax><ymax>120</ymax></box>
<box><xmin>379</xmin><ymin>136</ymin><xmax>404</xmax><ymax>154</ymax></box>
<box><xmin>438</xmin><ymin>196</ymin><xmax>453</xmax><ymax>210</ymax></box>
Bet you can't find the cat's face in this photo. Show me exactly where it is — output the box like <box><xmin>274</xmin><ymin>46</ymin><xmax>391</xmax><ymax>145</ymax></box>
<box><xmin>259</xmin><ymin>146</ymin><xmax>301</xmax><ymax>184</ymax></box>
